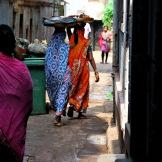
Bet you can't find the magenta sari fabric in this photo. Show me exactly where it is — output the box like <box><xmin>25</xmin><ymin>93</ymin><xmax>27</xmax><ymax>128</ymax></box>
<box><xmin>0</xmin><ymin>52</ymin><xmax>33</xmax><ymax>161</ymax></box>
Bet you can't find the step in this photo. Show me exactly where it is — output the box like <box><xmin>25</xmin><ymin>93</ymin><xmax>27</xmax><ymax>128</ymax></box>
<box><xmin>79</xmin><ymin>154</ymin><xmax>125</xmax><ymax>162</ymax></box>
<box><xmin>97</xmin><ymin>154</ymin><xmax>125</xmax><ymax>162</ymax></box>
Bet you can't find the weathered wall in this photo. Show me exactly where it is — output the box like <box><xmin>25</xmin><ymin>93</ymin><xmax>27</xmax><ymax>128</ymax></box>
<box><xmin>0</xmin><ymin>0</ymin><xmax>55</xmax><ymax>42</ymax></box>
<box><xmin>13</xmin><ymin>0</ymin><xmax>54</xmax><ymax>42</ymax></box>
<box><xmin>0</xmin><ymin>0</ymin><xmax>13</xmax><ymax>26</ymax></box>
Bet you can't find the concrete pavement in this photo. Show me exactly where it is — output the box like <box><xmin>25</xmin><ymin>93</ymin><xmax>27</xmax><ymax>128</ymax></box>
<box><xmin>23</xmin><ymin>51</ymin><xmax>124</xmax><ymax>162</ymax></box>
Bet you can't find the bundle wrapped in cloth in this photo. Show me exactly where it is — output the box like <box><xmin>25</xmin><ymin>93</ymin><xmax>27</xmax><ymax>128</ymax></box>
<box><xmin>42</xmin><ymin>16</ymin><xmax>77</xmax><ymax>27</ymax></box>
<box><xmin>42</xmin><ymin>14</ymin><xmax>94</xmax><ymax>28</ymax></box>
<box><xmin>76</xmin><ymin>13</ymin><xmax>94</xmax><ymax>23</ymax></box>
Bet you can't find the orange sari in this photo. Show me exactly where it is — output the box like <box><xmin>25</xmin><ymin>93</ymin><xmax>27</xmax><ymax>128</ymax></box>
<box><xmin>68</xmin><ymin>30</ymin><xmax>90</xmax><ymax>111</ymax></box>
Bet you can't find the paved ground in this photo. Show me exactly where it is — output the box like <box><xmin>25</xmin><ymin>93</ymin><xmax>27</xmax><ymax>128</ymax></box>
<box><xmin>23</xmin><ymin>51</ymin><xmax>123</xmax><ymax>162</ymax></box>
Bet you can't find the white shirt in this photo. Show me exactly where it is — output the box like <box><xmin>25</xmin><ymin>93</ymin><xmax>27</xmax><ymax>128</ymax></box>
<box><xmin>84</xmin><ymin>23</ymin><xmax>91</xmax><ymax>39</ymax></box>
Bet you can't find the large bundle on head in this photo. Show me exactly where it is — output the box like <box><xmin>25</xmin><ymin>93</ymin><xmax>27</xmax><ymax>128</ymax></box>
<box><xmin>76</xmin><ymin>13</ymin><xmax>94</xmax><ymax>23</ymax></box>
<box><xmin>42</xmin><ymin>16</ymin><xmax>77</xmax><ymax>28</ymax></box>
<box><xmin>42</xmin><ymin>14</ymin><xmax>94</xmax><ymax>28</ymax></box>
<box><xmin>65</xmin><ymin>14</ymin><xmax>94</xmax><ymax>28</ymax></box>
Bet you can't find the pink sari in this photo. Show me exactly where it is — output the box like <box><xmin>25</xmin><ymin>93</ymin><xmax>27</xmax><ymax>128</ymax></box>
<box><xmin>0</xmin><ymin>52</ymin><xmax>33</xmax><ymax>161</ymax></box>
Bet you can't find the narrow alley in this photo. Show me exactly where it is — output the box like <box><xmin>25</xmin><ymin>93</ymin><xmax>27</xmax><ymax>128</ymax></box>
<box><xmin>1</xmin><ymin>0</ymin><xmax>161</xmax><ymax>162</ymax></box>
<box><xmin>23</xmin><ymin>51</ymin><xmax>123</xmax><ymax>162</ymax></box>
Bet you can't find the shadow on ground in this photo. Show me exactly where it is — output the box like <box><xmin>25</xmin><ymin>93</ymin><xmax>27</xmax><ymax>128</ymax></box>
<box><xmin>24</xmin><ymin>103</ymin><xmax>116</xmax><ymax>162</ymax></box>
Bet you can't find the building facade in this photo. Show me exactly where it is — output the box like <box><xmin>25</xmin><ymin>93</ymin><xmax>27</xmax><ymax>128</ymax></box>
<box><xmin>0</xmin><ymin>0</ymin><xmax>65</xmax><ymax>42</ymax></box>
<box><xmin>112</xmin><ymin>0</ymin><xmax>131</xmax><ymax>152</ymax></box>
<box><xmin>113</xmin><ymin>0</ymin><xmax>162</xmax><ymax>161</ymax></box>
<box><xmin>0</xmin><ymin>0</ymin><xmax>13</xmax><ymax>25</ymax></box>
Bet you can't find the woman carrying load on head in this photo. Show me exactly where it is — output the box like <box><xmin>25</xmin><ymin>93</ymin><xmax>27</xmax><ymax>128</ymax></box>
<box><xmin>66</xmin><ymin>14</ymin><xmax>99</xmax><ymax>119</ymax></box>
<box><xmin>45</xmin><ymin>26</ymin><xmax>71</xmax><ymax>126</ymax></box>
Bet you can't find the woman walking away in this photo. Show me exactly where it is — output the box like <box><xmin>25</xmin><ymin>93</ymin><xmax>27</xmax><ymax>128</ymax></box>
<box><xmin>67</xmin><ymin>18</ymin><xmax>99</xmax><ymax>119</ymax></box>
<box><xmin>0</xmin><ymin>24</ymin><xmax>33</xmax><ymax>162</ymax></box>
<box><xmin>45</xmin><ymin>26</ymin><xmax>71</xmax><ymax>126</ymax></box>
<box><xmin>98</xmin><ymin>26</ymin><xmax>112</xmax><ymax>64</ymax></box>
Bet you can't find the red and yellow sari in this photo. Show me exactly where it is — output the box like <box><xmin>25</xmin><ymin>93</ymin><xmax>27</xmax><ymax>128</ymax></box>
<box><xmin>68</xmin><ymin>29</ymin><xmax>90</xmax><ymax>112</ymax></box>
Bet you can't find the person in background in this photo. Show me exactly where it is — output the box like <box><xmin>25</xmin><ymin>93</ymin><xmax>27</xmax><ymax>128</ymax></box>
<box><xmin>45</xmin><ymin>26</ymin><xmax>71</xmax><ymax>126</ymax></box>
<box><xmin>67</xmin><ymin>19</ymin><xmax>99</xmax><ymax>119</ymax></box>
<box><xmin>0</xmin><ymin>24</ymin><xmax>33</xmax><ymax>162</ymax></box>
<box><xmin>98</xmin><ymin>26</ymin><xmax>112</xmax><ymax>64</ymax></box>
